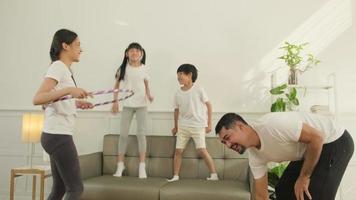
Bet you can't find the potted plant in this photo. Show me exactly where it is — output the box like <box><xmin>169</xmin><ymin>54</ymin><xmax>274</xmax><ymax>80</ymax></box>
<box><xmin>270</xmin><ymin>84</ymin><xmax>299</xmax><ymax>112</ymax></box>
<box><xmin>279</xmin><ymin>42</ymin><xmax>321</xmax><ymax>85</ymax></box>
<box><xmin>267</xmin><ymin>42</ymin><xmax>320</xmax><ymax>198</ymax></box>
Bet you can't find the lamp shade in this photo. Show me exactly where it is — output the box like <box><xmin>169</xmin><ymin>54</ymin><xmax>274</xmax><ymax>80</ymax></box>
<box><xmin>21</xmin><ymin>113</ymin><xmax>44</xmax><ymax>143</ymax></box>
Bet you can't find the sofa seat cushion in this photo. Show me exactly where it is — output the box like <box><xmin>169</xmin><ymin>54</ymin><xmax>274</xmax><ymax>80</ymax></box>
<box><xmin>160</xmin><ymin>179</ymin><xmax>251</xmax><ymax>200</ymax></box>
<box><xmin>81</xmin><ymin>175</ymin><xmax>168</xmax><ymax>200</ymax></box>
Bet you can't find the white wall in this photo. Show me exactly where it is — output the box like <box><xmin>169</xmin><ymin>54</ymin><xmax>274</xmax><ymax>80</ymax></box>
<box><xmin>1</xmin><ymin>0</ymin><xmax>356</xmax><ymax>199</ymax></box>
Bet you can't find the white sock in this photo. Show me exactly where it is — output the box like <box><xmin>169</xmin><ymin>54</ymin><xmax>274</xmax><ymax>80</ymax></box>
<box><xmin>113</xmin><ymin>162</ymin><xmax>125</xmax><ymax>177</ymax></box>
<box><xmin>167</xmin><ymin>175</ymin><xmax>179</xmax><ymax>182</ymax></box>
<box><xmin>139</xmin><ymin>162</ymin><xmax>147</xmax><ymax>179</ymax></box>
<box><xmin>207</xmin><ymin>173</ymin><xmax>219</xmax><ymax>181</ymax></box>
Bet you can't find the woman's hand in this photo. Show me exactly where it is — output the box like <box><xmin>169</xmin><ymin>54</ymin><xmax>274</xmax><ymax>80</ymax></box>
<box><xmin>69</xmin><ymin>87</ymin><xmax>92</xmax><ymax>99</ymax></box>
<box><xmin>76</xmin><ymin>100</ymin><xmax>94</xmax><ymax>110</ymax></box>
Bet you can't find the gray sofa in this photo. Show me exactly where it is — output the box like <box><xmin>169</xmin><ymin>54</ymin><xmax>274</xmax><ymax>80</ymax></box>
<box><xmin>79</xmin><ymin>134</ymin><xmax>254</xmax><ymax>200</ymax></box>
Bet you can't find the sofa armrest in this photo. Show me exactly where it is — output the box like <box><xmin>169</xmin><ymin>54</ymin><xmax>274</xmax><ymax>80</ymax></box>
<box><xmin>249</xmin><ymin>168</ymin><xmax>256</xmax><ymax>200</ymax></box>
<box><xmin>79</xmin><ymin>152</ymin><xmax>103</xmax><ymax>180</ymax></box>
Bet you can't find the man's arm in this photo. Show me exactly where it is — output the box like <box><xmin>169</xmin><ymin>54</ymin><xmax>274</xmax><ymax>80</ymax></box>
<box><xmin>295</xmin><ymin>123</ymin><xmax>324</xmax><ymax>200</ymax></box>
<box><xmin>255</xmin><ymin>173</ymin><xmax>269</xmax><ymax>200</ymax></box>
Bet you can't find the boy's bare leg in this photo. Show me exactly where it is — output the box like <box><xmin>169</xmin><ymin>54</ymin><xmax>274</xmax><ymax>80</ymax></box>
<box><xmin>173</xmin><ymin>149</ymin><xmax>183</xmax><ymax>175</ymax></box>
<box><xmin>198</xmin><ymin>148</ymin><xmax>219</xmax><ymax>180</ymax></box>
<box><xmin>168</xmin><ymin>149</ymin><xmax>184</xmax><ymax>182</ymax></box>
<box><xmin>198</xmin><ymin>148</ymin><xmax>216</xmax><ymax>172</ymax></box>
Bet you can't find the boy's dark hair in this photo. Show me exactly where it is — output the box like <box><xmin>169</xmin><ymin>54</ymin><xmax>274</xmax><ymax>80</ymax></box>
<box><xmin>215</xmin><ymin>113</ymin><xmax>248</xmax><ymax>135</ymax></box>
<box><xmin>50</xmin><ymin>29</ymin><xmax>78</xmax><ymax>62</ymax></box>
<box><xmin>116</xmin><ymin>42</ymin><xmax>146</xmax><ymax>81</ymax></box>
<box><xmin>177</xmin><ymin>64</ymin><xmax>198</xmax><ymax>82</ymax></box>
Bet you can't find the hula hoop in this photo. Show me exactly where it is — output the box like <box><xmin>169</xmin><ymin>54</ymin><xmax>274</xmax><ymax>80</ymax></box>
<box><xmin>52</xmin><ymin>89</ymin><xmax>134</xmax><ymax>107</ymax></box>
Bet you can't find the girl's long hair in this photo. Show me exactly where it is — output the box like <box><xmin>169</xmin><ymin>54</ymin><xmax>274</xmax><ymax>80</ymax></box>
<box><xmin>115</xmin><ymin>42</ymin><xmax>146</xmax><ymax>81</ymax></box>
<box><xmin>49</xmin><ymin>29</ymin><xmax>78</xmax><ymax>62</ymax></box>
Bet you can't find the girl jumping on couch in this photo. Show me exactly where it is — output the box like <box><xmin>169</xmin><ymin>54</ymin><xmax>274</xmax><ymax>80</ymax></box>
<box><xmin>112</xmin><ymin>42</ymin><xmax>154</xmax><ymax>179</ymax></box>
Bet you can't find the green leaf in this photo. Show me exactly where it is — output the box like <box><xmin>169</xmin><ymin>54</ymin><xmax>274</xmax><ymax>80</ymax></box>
<box><xmin>270</xmin><ymin>165</ymin><xmax>284</xmax><ymax>177</ymax></box>
<box><xmin>275</xmin><ymin>98</ymin><xmax>286</xmax><ymax>112</ymax></box>
<box><xmin>271</xmin><ymin>103</ymin><xmax>277</xmax><ymax>112</ymax></box>
<box><xmin>281</xmin><ymin>102</ymin><xmax>286</xmax><ymax>111</ymax></box>
<box><xmin>270</xmin><ymin>90</ymin><xmax>284</xmax><ymax>95</ymax></box>
<box><xmin>271</xmin><ymin>98</ymin><xmax>286</xmax><ymax>112</ymax></box>
<box><xmin>270</xmin><ymin>84</ymin><xmax>287</xmax><ymax>95</ymax></box>
<box><xmin>289</xmin><ymin>87</ymin><xmax>297</xmax><ymax>99</ymax></box>
<box><xmin>268</xmin><ymin>171</ymin><xmax>280</xmax><ymax>188</ymax></box>
<box><xmin>279</xmin><ymin>84</ymin><xmax>288</xmax><ymax>90</ymax></box>
<box><xmin>291</xmin><ymin>98</ymin><xmax>299</xmax><ymax>105</ymax></box>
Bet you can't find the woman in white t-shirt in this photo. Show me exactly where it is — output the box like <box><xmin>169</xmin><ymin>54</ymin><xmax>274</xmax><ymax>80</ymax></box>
<box><xmin>33</xmin><ymin>29</ymin><xmax>93</xmax><ymax>200</ymax></box>
<box><xmin>112</xmin><ymin>43</ymin><xmax>154</xmax><ymax>179</ymax></box>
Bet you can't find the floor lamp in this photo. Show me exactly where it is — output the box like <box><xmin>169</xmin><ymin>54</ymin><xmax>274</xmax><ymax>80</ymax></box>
<box><xmin>21</xmin><ymin>113</ymin><xmax>44</xmax><ymax>168</ymax></box>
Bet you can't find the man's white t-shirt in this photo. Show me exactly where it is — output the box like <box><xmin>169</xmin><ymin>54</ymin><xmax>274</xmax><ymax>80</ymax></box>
<box><xmin>248</xmin><ymin>112</ymin><xmax>345</xmax><ymax>179</ymax></box>
<box><xmin>173</xmin><ymin>85</ymin><xmax>209</xmax><ymax>128</ymax></box>
<box><xmin>43</xmin><ymin>60</ymin><xmax>77</xmax><ymax>135</ymax></box>
<box><xmin>119</xmin><ymin>64</ymin><xmax>149</xmax><ymax>107</ymax></box>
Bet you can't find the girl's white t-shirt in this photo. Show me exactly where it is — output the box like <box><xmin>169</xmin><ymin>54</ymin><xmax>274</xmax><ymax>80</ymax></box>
<box><xmin>119</xmin><ymin>64</ymin><xmax>149</xmax><ymax>107</ymax></box>
<box><xmin>43</xmin><ymin>60</ymin><xmax>77</xmax><ymax>135</ymax></box>
<box><xmin>248</xmin><ymin>112</ymin><xmax>345</xmax><ymax>179</ymax></box>
<box><xmin>173</xmin><ymin>85</ymin><xmax>209</xmax><ymax>128</ymax></box>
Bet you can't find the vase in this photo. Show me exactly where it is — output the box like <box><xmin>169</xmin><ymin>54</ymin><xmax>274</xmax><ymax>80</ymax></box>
<box><xmin>288</xmin><ymin>68</ymin><xmax>298</xmax><ymax>85</ymax></box>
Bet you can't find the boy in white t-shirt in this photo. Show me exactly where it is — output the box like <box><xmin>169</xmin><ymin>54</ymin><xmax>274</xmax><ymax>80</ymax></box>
<box><xmin>215</xmin><ymin>112</ymin><xmax>354</xmax><ymax>200</ymax></box>
<box><xmin>168</xmin><ymin>64</ymin><xmax>218</xmax><ymax>182</ymax></box>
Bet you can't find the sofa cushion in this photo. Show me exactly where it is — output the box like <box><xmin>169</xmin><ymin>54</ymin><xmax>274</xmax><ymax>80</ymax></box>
<box><xmin>81</xmin><ymin>175</ymin><xmax>168</xmax><ymax>200</ymax></box>
<box><xmin>148</xmin><ymin>136</ymin><xmax>176</xmax><ymax>157</ymax></box>
<box><xmin>160</xmin><ymin>179</ymin><xmax>251</xmax><ymax>200</ymax></box>
<box><xmin>80</xmin><ymin>135</ymin><xmax>253</xmax><ymax>200</ymax></box>
<box><xmin>102</xmin><ymin>135</ymin><xmax>249</xmax><ymax>181</ymax></box>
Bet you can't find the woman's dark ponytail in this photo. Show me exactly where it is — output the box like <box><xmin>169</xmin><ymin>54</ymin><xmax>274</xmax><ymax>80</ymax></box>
<box><xmin>50</xmin><ymin>46</ymin><xmax>60</xmax><ymax>62</ymax></box>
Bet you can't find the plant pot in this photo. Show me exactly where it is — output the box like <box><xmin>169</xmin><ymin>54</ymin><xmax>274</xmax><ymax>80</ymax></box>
<box><xmin>288</xmin><ymin>68</ymin><xmax>298</xmax><ymax>85</ymax></box>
